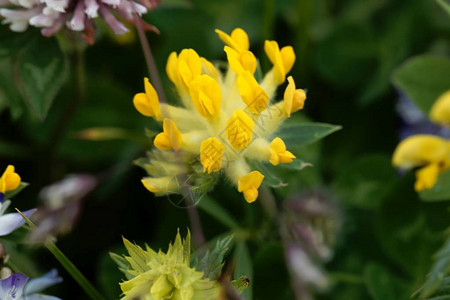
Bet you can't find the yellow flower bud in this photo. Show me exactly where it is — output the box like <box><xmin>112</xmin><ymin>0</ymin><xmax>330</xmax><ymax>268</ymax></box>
<box><xmin>430</xmin><ymin>90</ymin><xmax>450</xmax><ymax>126</ymax></box>
<box><xmin>414</xmin><ymin>163</ymin><xmax>440</xmax><ymax>192</ymax></box>
<box><xmin>200</xmin><ymin>137</ymin><xmax>224</xmax><ymax>174</ymax></box>
<box><xmin>238</xmin><ymin>171</ymin><xmax>264</xmax><ymax>203</ymax></box>
<box><xmin>264</xmin><ymin>40</ymin><xmax>295</xmax><ymax>84</ymax></box>
<box><xmin>141</xmin><ymin>176</ymin><xmax>179</xmax><ymax>194</ymax></box>
<box><xmin>166</xmin><ymin>49</ymin><xmax>202</xmax><ymax>91</ymax></box>
<box><xmin>133</xmin><ymin>77</ymin><xmax>161</xmax><ymax>120</ymax></box>
<box><xmin>269</xmin><ymin>137</ymin><xmax>296</xmax><ymax>165</ymax></box>
<box><xmin>226</xmin><ymin>110</ymin><xmax>254</xmax><ymax>150</ymax></box>
<box><xmin>189</xmin><ymin>74</ymin><xmax>222</xmax><ymax>119</ymax></box>
<box><xmin>392</xmin><ymin>135</ymin><xmax>449</xmax><ymax>169</ymax></box>
<box><xmin>0</xmin><ymin>165</ymin><xmax>21</xmax><ymax>194</ymax></box>
<box><xmin>237</xmin><ymin>71</ymin><xmax>268</xmax><ymax>115</ymax></box>
<box><xmin>284</xmin><ymin>76</ymin><xmax>306</xmax><ymax>117</ymax></box>
<box><xmin>224</xmin><ymin>46</ymin><xmax>257</xmax><ymax>75</ymax></box>
<box><xmin>154</xmin><ymin>119</ymin><xmax>183</xmax><ymax>151</ymax></box>
<box><xmin>215</xmin><ymin>28</ymin><xmax>249</xmax><ymax>52</ymax></box>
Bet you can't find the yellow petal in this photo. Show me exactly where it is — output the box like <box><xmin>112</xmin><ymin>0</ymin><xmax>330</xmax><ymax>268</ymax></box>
<box><xmin>224</xmin><ymin>46</ymin><xmax>256</xmax><ymax>75</ymax></box>
<box><xmin>154</xmin><ymin>119</ymin><xmax>182</xmax><ymax>151</ymax></box>
<box><xmin>0</xmin><ymin>165</ymin><xmax>21</xmax><ymax>193</ymax></box>
<box><xmin>166</xmin><ymin>51</ymin><xmax>178</xmax><ymax>85</ymax></box>
<box><xmin>215</xmin><ymin>28</ymin><xmax>249</xmax><ymax>52</ymax></box>
<box><xmin>269</xmin><ymin>137</ymin><xmax>296</xmax><ymax>165</ymax></box>
<box><xmin>414</xmin><ymin>163</ymin><xmax>440</xmax><ymax>191</ymax></box>
<box><xmin>237</xmin><ymin>71</ymin><xmax>268</xmax><ymax>114</ymax></box>
<box><xmin>430</xmin><ymin>90</ymin><xmax>450</xmax><ymax>126</ymax></box>
<box><xmin>284</xmin><ymin>76</ymin><xmax>306</xmax><ymax>117</ymax></box>
<box><xmin>392</xmin><ymin>135</ymin><xmax>449</xmax><ymax>169</ymax></box>
<box><xmin>201</xmin><ymin>57</ymin><xmax>218</xmax><ymax>79</ymax></box>
<box><xmin>200</xmin><ymin>137</ymin><xmax>224</xmax><ymax>173</ymax></box>
<box><xmin>189</xmin><ymin>74</ymin><xmax>222</xmax><ymax>119</ymax></box>
<box><xmin>238</xmin><ymin>171</ymin><xmax>264</xmax><ymax>203</ymax></box>
<box><xmin>226</xmin><ymin>110</ymin><xmax>254</xmax><ymax>150</ymax></box>
<box><xmin>281</xmin><ymin>46</ymin><xmax>295</xmax><ymax>75</ymax></box>
<box><xmin>264</xmin><ymin>40</ymin><xmax>295</xmax><ymax>84</ymax></box>
<box><xmin>133</xmin><ymin>78</ymin><xmax>161</xmax><ymax>120</ymax></box>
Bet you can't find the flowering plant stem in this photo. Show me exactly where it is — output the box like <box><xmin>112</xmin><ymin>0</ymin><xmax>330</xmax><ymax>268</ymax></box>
<box><xmin>16</xmin><ymin>209</ymin><xmax>105</xmax><ymax>300</ymax></box>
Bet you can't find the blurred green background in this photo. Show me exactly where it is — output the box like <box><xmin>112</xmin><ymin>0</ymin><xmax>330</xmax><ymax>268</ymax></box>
<box><xmin>1</xmin><ymin>0</ymin><xmax>450</xmax><ymax>299</ymax></box>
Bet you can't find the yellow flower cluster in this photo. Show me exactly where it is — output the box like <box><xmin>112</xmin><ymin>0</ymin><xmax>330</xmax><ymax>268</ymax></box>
<box><xmin>392</xmin><ymin>135</ymin><xmax>450</xmax><ymax>191</ymax></box>
<box><xmin>120</xmin><ymin>232</ymin><xmax>219</xmax><ymax>300</ymax></box>
<box><xmin>134</xmin><ymin>28</ymin><xmax>307</xmax><ymax>203</ymax></box>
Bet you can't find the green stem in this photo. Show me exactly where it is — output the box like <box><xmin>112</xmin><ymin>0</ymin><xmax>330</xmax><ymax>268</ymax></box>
<box><xmin>16</xmin><ymin>209</ymin><xmax>105</xmax><ymax>300</ymax></box>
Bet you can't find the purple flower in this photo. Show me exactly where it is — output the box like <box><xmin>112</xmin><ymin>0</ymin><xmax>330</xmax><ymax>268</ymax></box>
<box><xmin>0</xmin><ymin>200</ymin><xmax>36</xmax><ymax>236</ymax></box>
<box><xmin>0</xmin><ymin>0</ymin><xmax>160</xmax><ymax>42</ymax></box>
<box><xmin>0</xmin><ymin>270</ymin><xmax>62</xmax><ymax>300</ymax></box>
<box><xmin>396</xmin><ymin>92</ymin><xmax>450</xmax><ymax>140</ymax></box>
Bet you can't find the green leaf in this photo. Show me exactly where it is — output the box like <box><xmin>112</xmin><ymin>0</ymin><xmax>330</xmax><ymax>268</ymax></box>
<box><xmin>436</xmin><ymin>0</ymin><xmax>450</xmax><ymax>17</ymax></box>
<box><xmin>412</xmin><ymin>233</ymin><xmax>450</xmax><ymax>299</ymax></box>
<box><xmin>16</xmin><ymin>36</ymin><xmax>68</xmax><ymax>120</ymax></box>
<box><xmin>392</xmin><ymin>55</ymin><xmax>450</xmax><ymax>115</ymax></box>
<box><xmin>364</xmin><ymin>263</ymin><xmax>397</xmax><ymax>300</ymax></box>
<box><xmin>198</xmin><ymin>234</ymin><xmax>234</xmax><ymax>280</ymax></box>
<box><xmin>253</xmin><ymin>161</ymin><xmax>287</xmax><ymax>188</ymax></box>
<box><xmin>4</xmin><ymin>182</ymin><xmax>28</xmax><ymax>200</ymax></box>
<box><xmin>197</xmin><ymin>196</ymin><xmax>239</xmax><ymax>229</ymax></box>
<box><xmin>420</xmin><ymin>171</ymin><xmax>450</xmax><ymax>202</ymax></box>
<box><xmin>278</xmin><ymin>158</ymin><xmax>313</xmax><ymax>170</ymax></box>
<box><xmin>278</xmin><ymin>121</ymin><xmax>342</xmax><ymax>147</ymax></box>
<box><xmin>234</xmin><ymin>241</ymin><xmax>253</xmax><ymax>300</ymax></box>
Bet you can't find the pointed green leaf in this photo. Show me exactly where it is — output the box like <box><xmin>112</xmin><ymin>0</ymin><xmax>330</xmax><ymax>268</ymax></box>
<box><xmin>278</xmin><ymin>122</ymin><xmax>342</xmax><ymax>147</ymax></box>
<box><xmin>198</xmin><ymin>234</ymin><xmax>234</xmax><ymax>280</ymax></box>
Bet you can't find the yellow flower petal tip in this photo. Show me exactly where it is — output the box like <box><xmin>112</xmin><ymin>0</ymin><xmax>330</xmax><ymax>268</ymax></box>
<box><xmin>392</xmin><ymin>135</ymin><xmax>449</xmax><ymax>169</ymax></box>
<box><xmin>269</xmin><ymin>137</ymin><xmax>296</xmax><ymax>165</ymax></box>
<box><xmin>0</xmin><ymin>165</ymin><xmax>21</xmax><ymax>194</ymax></box>
<box><xmin>133</xmin><ymin>78</ymin><xmax>162</xmax><ymax>120</ymax></box>
<box><xmin>414</xmin><ymin>163</ymin><xmax>440</xmax><ymax>192</ymax></box>
<box><xmin>430</xmin><ymin>90</ymin><xmax>450</xmax><ymax>126</ymax></box>
<box><xmin>215</xmin><ymin>28</ymin><xmax>249</xmax><ymax>52</ymax></box>
<box><xmin>226</xmin><ymin>110</ymin><xmax>255</xmax><ymax>150</ymax></box>
<box><xmin>224</xmin><ymin>46</ymin><xmax>257</xmax><ymax>75</ymax></box>
<box><xmin>238</xmin><ymin>171</ymin><xmax>264</xmax><ymax>203</ymax></box>
<box><xmin>189</xmin><ymin>74</ymin><xmax>222</xmax><ymax>119</ymax></box>
<box><xmin>264</xmin><ymin>40</ymin><xmax>295</xmax><ymax>84</ymax></box>
<box><xmin>154</xmin><ymin>119</ymin><xmax>183</xmax><ymax>151</ymax></box>
<box><xmin>237</xmin><ymin>71</ymin><xmax>269</xmax><ymax>115</ymax></box>
<box><xmin>200</xmin><ymin>137</ymin><xmax>224</xmax><ymax>174</ymax></box>
<box><xmin>166</xmin><ymin>49</ymin><xmax>202</xmax><ymax>90</ymax></box>
<box><xmin>284</xmin><ymin>76</ymin><xmax>306</xmax><ymax>117</ymax></box>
